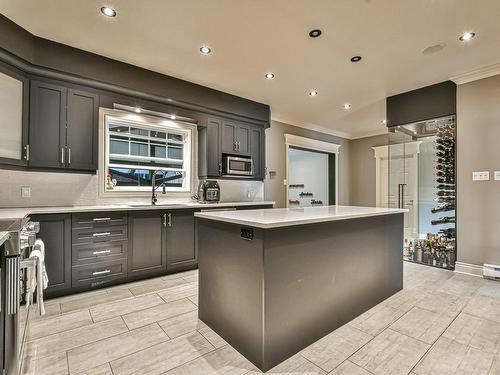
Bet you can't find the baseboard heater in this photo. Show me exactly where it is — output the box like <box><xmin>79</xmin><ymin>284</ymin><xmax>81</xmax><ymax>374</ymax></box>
<box><xmin>483</xmin><ymin>264</ymin><xmax>500</xmax><ymax>281</ymax></box>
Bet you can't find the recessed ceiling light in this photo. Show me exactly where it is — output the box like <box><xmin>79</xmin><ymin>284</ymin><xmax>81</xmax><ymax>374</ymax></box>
<box><xmin>343</xmin><ymin>103</ymin><xmax>352</xmax><ymax>110</ymax></box>
<box><xmin>200</xmin><ymin>46</ymin><xmax>212</xmax><ymax>54</ymax></box>
<box><xmin>381</xmin><ymin>119</ymin><xmax>387</xmax><ymax>125</ymax></box>
<box><xmin>459</xmin><ymin>32</ymin><xmax>475</xmax><ymax>41</ymax></box>
<box><xmin>309</xmin><ymin>29</ymin><xmax>322</xmax><ymax>38</ymax></box>
<box><xmin>309</xmin><ymin>90</ymin><xmax>318</xmax><ymax>97</ymax></box>
<box><xmin>100</xmin><ymin>6</ymin><xmax>116</xmax><ymax>17</ymax></box>
<box><xmin>350</xmin><ymin>56</ymin><xmax>362</xmax><ymax>63</ymax></box>
<box><xmin>265</xmin><ymin>72</ymin><xmax>275</xmax><ymax>80</ymax></box>
<box><xmin>170</xmin><ymin>115</ymin><xmax>176</xmax><ymax>120</ymax></box>
<box><xmin>134</xmin><ymin>108</ymin><xmax>141</xmax><ymax>113</ymax></box>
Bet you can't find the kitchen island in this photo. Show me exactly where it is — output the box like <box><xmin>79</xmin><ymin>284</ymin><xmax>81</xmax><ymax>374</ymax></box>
<box><xmin>195</xmin><ymin>205</ymin><xmax>406</xmax><ymax>372</ymax></box>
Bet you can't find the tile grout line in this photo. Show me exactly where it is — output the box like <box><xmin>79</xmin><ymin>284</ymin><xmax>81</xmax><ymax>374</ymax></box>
<box><xmin>407</xmin><ymin>303</ymin><xmax>466</xmax><ymax>374</ymax></box>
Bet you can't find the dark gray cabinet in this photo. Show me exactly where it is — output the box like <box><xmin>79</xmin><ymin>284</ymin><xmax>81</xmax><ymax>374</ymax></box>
<box><xmin>128</xmin><ymin>211</ymin><xmax>167</xmax><ymax>278</ymax></box>
<box><xmin>166</xmin><ymin>210</ymin><xmax>197</xmax><ymax>271</ymax></box>
<box><xmin>250</xmin><ymin>125</ymin><xmax>265</xmax><ymax>179</ymax></box>
<box><xmin>206</xmin><ymin>117</ymin><xmax>222</xmax><ymax>177</ymax></box>
<box><xmin>0</xmin><ymin>62</ymin><xmax>29</xmax><ymax>167</ymax></box>
<box><xmin>29</xmin><ymin>80</ymin><xmax>98</xmax><ymax>172</ymax></box>
<box><xmin>31</xmin><ymin>214</ymin><xmax>72</xmax><ymax>296</ymax></box>
<box><xmin>222</xmin><ymin>119</ymin><xmax>251</xmax><ymax>155</ymax></box>
<box><xmin>29</xmin><ymin>81</ymin><xmax>67</xmax><ymax>169</ymax></box>
<box><xmin>66</xmin><ymin>89</ymin><xmax>99</xmax><ymax>170</ymax></box>
<box><xmin>222</xmin><ymin>120</ymin><xmax>237</xmax><ymax>154</ymax></box>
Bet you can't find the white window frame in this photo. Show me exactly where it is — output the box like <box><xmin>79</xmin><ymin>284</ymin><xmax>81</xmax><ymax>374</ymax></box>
<box><xmin>99</xmin><ymin>108</ymin><xmax>196</xmax><ymax>196</ymax></box>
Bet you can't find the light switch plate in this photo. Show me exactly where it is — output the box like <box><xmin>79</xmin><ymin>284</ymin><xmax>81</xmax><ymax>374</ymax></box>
<box><xmin>21</xmin><ymin>186</ymin><xmax>31</xmax><ymax>198</ymax></box>
<box><xmin>495</xmin><ymin>171</ymin><xmax>500</xmax><ymax>181</ymax></box>
<box><xmin>472</xmin><ymin>171</ymin><xmax>490</xmax><ymax>181</ymax></box>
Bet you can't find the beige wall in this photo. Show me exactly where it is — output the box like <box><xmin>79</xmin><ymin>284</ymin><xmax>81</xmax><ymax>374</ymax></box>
<box><xmin>349</xmin><ymin>134</ymin><xmax>388</xmax><ymax>207</ymax></box>
<box><xmin>457</xmin><ymin>74</ymin><xmax>500</xmax><ymax>267</ymax></box>
<box><xmin>265</xmin><ymin>120</ymin><xmax>351</xmax><ymax>208</ymax></box>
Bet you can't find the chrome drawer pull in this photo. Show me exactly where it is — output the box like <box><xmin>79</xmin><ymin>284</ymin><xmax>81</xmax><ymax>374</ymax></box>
<box><xmin>92</xmin><ymin>269</ymin><xmax>111</xmax><ymax>276</ymax></box>
<box><xmin>92</xmin><ymin>217</ymin><xmax>111</xmax><ymax>222</ymax></box>
<box><xmin>92</xmin><ymin>249</ymin><xmax>111</xmax><ymax>255</ymax></box>
<box><xmin>92</xmin><ymin>232</ymin><xmax>111</xmax><ymax>237</ymax></box>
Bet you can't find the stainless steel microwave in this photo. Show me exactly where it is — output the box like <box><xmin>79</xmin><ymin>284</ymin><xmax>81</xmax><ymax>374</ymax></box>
<box><xmin>223</xmin><ymin>155</ymin><xmax>253</xmax><ymax>176</ymax></box>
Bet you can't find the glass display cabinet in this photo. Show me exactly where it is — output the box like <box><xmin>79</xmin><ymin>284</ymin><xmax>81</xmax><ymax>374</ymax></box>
<box><xmin>388</xmin><ymin>115</ymin><xmax>456</xmax><ymax>270</ymax></box>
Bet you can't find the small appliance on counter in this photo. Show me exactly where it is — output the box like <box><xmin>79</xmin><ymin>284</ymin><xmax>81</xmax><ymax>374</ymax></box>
<box><xmin>196</xmin><ymin>180</ymin><xmax>220</xmax><ymax>203</ymax></box>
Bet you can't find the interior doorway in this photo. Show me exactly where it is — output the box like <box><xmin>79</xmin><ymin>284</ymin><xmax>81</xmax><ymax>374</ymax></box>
<box><xmin>284</xmin><ymin>134</ymin><xmax>339</xmax><ymax>208</ymax></box>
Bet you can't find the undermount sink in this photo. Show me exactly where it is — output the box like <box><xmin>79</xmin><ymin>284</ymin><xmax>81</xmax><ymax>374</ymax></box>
<box><xmin>127</xmin><ymin>203</ymin><xmax>188</xmax><ymax>208</ymax></box>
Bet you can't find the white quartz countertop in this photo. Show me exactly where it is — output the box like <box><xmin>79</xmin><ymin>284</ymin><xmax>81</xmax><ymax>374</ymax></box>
<box><xmin>0</xmin><ymin>201</ymin><xmax>275</xmax><ymax>231</ymax></box>
<box><xmin>194</xmin><ymin>205</ymin><xmax>407</xmax><ymax>229</ymax></box>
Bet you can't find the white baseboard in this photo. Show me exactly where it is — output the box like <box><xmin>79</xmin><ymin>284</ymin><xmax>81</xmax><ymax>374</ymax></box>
<box><xmin>454</xmin><ymin>262</ymin><xmax>484</xmax><ymax>278</ymax></box>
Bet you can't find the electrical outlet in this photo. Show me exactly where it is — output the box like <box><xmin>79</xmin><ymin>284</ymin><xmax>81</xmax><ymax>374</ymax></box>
<box><xmin>495</xmin><ymin>171</ymin><xmax>500</xmax><ymax>181</ymax></box>
<box><xmin>472</xmin><ymin>171</ymin><xmax>490</xmax><ymax>181</ymax></box>
<box><xmin>21</xmin><ymin>186</ymin><xmax>31</xmax><ymax>198</ymax></box>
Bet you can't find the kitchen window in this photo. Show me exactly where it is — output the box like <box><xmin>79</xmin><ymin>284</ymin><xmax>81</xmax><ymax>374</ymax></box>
<box><xmin>101</xmin><ymin>109</ymin><xmax>194</xmax><ymax>193</ymax></box>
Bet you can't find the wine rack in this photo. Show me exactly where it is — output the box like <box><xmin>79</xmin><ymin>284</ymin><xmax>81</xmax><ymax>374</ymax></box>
<box><xmin>428</xmin><ymin>122</ymin><xmax>456</xmax><ymax>269</ymax></box>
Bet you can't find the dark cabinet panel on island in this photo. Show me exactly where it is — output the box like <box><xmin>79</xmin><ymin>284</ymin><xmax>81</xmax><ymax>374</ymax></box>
<box><xmin>128</xmin><ymin>211</ymin><xmax>167</xmax><ymax>279</ymax></box>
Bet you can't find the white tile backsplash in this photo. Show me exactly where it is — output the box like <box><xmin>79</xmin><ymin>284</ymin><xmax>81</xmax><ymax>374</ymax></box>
<box><xmin>0</xmin><ymin>169</ymin><xmax>264</xmax><ymax>208</ymax></box>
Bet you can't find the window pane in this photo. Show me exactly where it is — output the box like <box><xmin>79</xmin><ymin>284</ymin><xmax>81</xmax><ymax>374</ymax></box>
<box><xmin>109</xmin><ymin>124</ymin><xmax>129</xmax><ymax>133</ymax></box>
<box><xmin>130</xmin><ymin>127</ymin><xmax>149</xmax><ymax>136</ymax></box>
<box><xmin>131</xmin><ymin>142</ymin><xmax>149</xmax><ymax>156</ymax></box>
<box><xmin>108</xmin><ymin>167</ymin><xmax>152</xmax><ymax>187</ymax></box>
<box><xmin>151</xmin><ymin>130</ymin><xmax>167</xmax><ymax>140</ymax></box>
<box><xmin>168</xmin><ymin>146</ymin><xmax>183</xmax><ymax>160</ymax></box>
<box><xmin>168</xmin><ymin>133</ymin><xmax>184</xmax><ymax>142</ymax></box>
<box><xmin>150</xmin><ymin>145</ymin><xmax>166</xmax><ymax>158</ymax></box>
<box><xmin>110</xmin><ymin>140</ymin><xmax>129</xmax><ymax>154</ymax></box>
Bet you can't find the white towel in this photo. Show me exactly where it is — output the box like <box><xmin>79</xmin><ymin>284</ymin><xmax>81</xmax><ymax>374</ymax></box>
<box><xmin>32</xmin><ymin>239</ymin><xmax>49</xmax><ymax>289</ymax></box>
<box><xmin>29</xmin><ymin>239</ymin><xmax>48</xmax><ymax>315</ymax></box>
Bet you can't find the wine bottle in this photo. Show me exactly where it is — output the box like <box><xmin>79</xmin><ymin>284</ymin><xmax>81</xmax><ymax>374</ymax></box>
<box><xmin>436</xmin><ymin>191</ymin><xmax>455</xmax><ymax>197</ymax></box>
<box><xmin>436</xmin><ymin>177</ymin><xmax>455</xmax><ymax>184</ymax></box>
<box><xmin>436</xmin><ymin>171</ymin><xmax>455</xmax><ymax>178</ymax></box>
<box><xmin>431</xmin><ymin>204</ymin><xmax>455</xmax><ymax>213</ymax></box>
<box><xmin>436</xmin><ymin>184</ymin><xmax>455</xmax><ymax>191</ymax></box>
<box><xmin>431</xmin><ymin>216</ymin><xmax>456</xmax><ymax>225</ymax></box>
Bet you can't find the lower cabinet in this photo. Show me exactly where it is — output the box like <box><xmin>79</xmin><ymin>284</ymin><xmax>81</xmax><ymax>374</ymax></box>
<box><xmin>166</xmin><ymin>209</ymin><xmax>197</xmax><ymax>272</ymax></box>
<box><xmin>32</xmin><ymin>205</ymin><xmax>271</xmax><ymax>298</ymax></box>
<box><xmin>128</xmin><ymin>210</ymin><xmax>167</xmax><ymax>279</ymax></box>
<box><xmin>31</xmin><ymin>214</ymin><xmax>72</xmax><ymax>296</ymax></box>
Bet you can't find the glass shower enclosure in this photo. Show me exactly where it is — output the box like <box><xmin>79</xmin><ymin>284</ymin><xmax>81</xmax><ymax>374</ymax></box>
<box><xmin>388</xmin><ymin>115</ymin><xmax>456</xmax><ymax>270</ymax></box>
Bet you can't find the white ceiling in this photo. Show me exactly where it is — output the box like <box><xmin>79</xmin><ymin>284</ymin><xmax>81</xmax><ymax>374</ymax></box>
<box><xmin>2</xmin><ymin>0</ymin><xmax>500</xmax><ymax>138</ymax></box>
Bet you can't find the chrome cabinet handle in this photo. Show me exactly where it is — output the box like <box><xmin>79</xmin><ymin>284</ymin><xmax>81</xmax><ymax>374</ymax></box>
<box><xmin>163</xmin><ymin>213</ymin><xmax>167</xmax><ymax>227</ymax></box>
<box><xmin>233</xmin><ymin>141</ymin><xmax>237</xmax><ymax>151</ymax></box>
<box><xmin>167</xmin><ymin>213</ymin><xmax>172</xmax><ymax>227</ymax></box>
<box><xmin>61</xmin><ymin>147</ymin><xmax>65</xmax><ymax>164</ymax></box>
<box><xmin>238</xmin><ymin>141</ymin><xmax>241</xmax><ymax>152</ymax></box>
<box><xmin>218</xmin><ymin>163</ymin><xmax>222</xmax><ymax>175</ymax></box>
<box><xmin>67</xmin><ymin>147</ymin><xmax>71</xmax><ymax>165</ymax></box>
<box><xmin>92</xmin><ymin>217</ymin><xmax>111</xmax><ymax>222</ymax></box>
<box><xmin>92</xmin><ymin>269</ymin><xmax>111</xmax><ymax>276</ymax></box>
<box><xmin>92</xmin><ymin>232</ymin><xmax>111</xmax><ymax>237</ymax></box>
<box><xmin>25</xmin><ymin>144</ymin><xmax>30</xmax><ymax>161</ymax></box>
<box><xmin>92</xmin><ymin>249</ymin><xmax>111</xmax><ymax>255</ymax></box>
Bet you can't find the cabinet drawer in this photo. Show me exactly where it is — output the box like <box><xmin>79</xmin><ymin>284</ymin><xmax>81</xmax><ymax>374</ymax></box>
<box><xmin>72</xmin><ymin>212</ymin><xmax>127</xmax><ymax>229</ymax></box>
<box><xmin>72</xmin><ymin>240</ymin><xmax>127</xmax><ymax>266</ymax></box>
<box><xmin>72</xmin><ymin>225</ymin><xmax>128</xmax><ymax>245</ymax></box>
<box><xmin>72</xmin><ymin>259</ymin><xmax>127</xmax><ymax>288</ymax></box>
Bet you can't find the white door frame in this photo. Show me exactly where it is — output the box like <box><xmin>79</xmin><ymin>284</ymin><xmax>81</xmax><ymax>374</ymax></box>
<box><xmin>284</xmin><ymin>134</ymin><xmax>340</xmax><ymax>207</ymax></box>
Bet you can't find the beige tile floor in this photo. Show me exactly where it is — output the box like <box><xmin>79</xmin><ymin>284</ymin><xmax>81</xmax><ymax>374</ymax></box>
<box><xmin>20</xmin><ymin>262</ymin><xmax>500</xmax><ymax>375</ymax></box>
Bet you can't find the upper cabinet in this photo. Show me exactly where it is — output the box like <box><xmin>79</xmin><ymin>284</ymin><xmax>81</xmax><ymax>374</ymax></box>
<box><xmin>0</xmin><ymin>63</ymin><xmax>29</xmax><ymax>166</ymax></box>
<box><xmin>222</xmin><ymin>120</ymin><xmax>251</xmax><ymax>155</ymax></box>
<box><xmin>29</xmin><ymin>80</ymin><xmax>98</xmax><ymax>172</ymax></box>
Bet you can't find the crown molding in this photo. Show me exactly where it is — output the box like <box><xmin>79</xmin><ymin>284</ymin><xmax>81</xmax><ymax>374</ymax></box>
<box><xmin>451</xmin><ymin>62</ymin><xmax>500</xmax><ymax>85</ymax></box>
<box><xmin>271</xmin><ymin>116</ymin><xmax>353</xmax><ymax>140</ymax></box>
<box><xmin>351</xmin><ymin>129</ymin><xmax>388</xmax><ymax>140</ymax></box>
